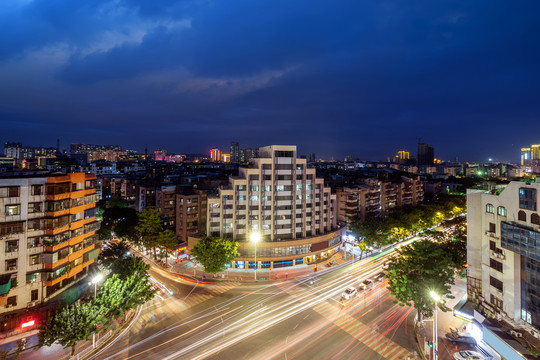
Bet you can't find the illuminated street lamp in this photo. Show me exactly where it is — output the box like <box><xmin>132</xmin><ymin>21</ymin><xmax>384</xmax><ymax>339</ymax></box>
<box><xmin>430</xmin><ymin>291</ymin><xmax>441</xmax><ymax>360</ymax></box>
<box><xmin>91</xmin><ymin>273</ymin><xmax>103</xmax><ymax>298</ymax></box>
<box><xmin>90</xmin><ymin>273</ymin><xmax>103</xmax><ymax>349</ymax></box>
<box><xmin>250</xmin><ymin>232</ymin><xmax>261</xmax><ymax>280</ymax></box>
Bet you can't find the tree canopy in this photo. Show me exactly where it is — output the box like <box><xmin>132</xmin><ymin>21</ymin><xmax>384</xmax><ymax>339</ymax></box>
<box><xmin>136</xmin><ymin>207</ymin><xmax>163</xmax><ymax>257</ymax></box>
<box><xmin>191</xmin><ymin>237</ymin><xmax>240</xmax><ymax>273</ymax></box>
<box><xmin>385</xmin><ymin>240</ymin><xmax>456</xmax><ymax>322</ymax></box>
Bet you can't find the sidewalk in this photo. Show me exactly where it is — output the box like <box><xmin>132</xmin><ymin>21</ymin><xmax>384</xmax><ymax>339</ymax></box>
<box><xmin>417</xmin><ymin>277</ymin><xmax>469</xmax><ymax>360</ymax></box>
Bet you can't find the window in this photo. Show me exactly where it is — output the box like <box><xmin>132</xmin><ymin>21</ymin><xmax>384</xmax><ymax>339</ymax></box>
<box><xmin>489</xmin><ymin>223</ymin><xmax>496</xmax><ymax>233</ymax></box>
<box><xmin>29</xmin><ymin>202</ymin><xmax>42</xmax><ymax>213</ymax></box>
<box><xmin>490</xmin><ymin>241</ymin><xmax>496</xmax><ymax>251</ymax></box>
<box><xmin>277</xmin><ymin>175</ymin><xmax>292</xmax><ymax>181</ymax></box>
<box><xmin>0</xmin><ymin>187</ymin><xmax>20</xmax><ymax>198</ymax></box>
<box><xmin>518</xmin><ymin>210</ymin><xmax>527</xmax><ymax>221</ymax></box>
<box><xmin>249</xmin><ymin>175</ymin><xmax>259</xmax><ymax>181</ymax></box>
<box><xmin>306</xmin><ymin>184</ymin><xmax>313</xmax><ymax>191</ymax></box>
<box><xmin>236</xmin><ymin>185</ymin><xmax>245</xmax><ymax>191</ymax></box>
<box><xmin>30</xmin><ymin>255</ymin><xmax>40</xmax><ymax>265</ymax></box>
<box><xmin>490</xmin><ymin>294</ymin><xmax>503</xmax><ymax>310</ymax></box>
<box><xmin>264</xmin><ymin>185</ymin><xmax>271</xmax><ymax>192</ymax></box>
<box><xmin>486</xmin><ymin>204</ymin><xmax>494</xmax><ymax>213</ymax></box>
<box><xmin>5</xmin><ymin>240</ymin><xmax>18</xmax><ymax>253</ymax></box>
<box><xmin>31</xmin><ymin>185</ymin><xmax>43</xmax><ymax>196</ymax></box>
<box><xmin>274</xmin><ymin>151</ymin><xmax>294</xmax><ymax>157</ymax></box>
<box><xmin>6</xmin><ymin>296</ymin><xmax>17</xmax><ymax>307</ymax></box>
<box><xmin>238</xmin><ymin>196</ymin><xmax>245</xmax><ymax>201</ymax></box>
<box><xmin>489</xmin><ymin>276</ymin><xmax>503</xmax><ymax>291</ymax></box>
<box><xmin>5</xmin><ymin>259</ymin><xmax>17</xmax><ymax>271</ymax></box>
<box><xmin>519</xmin><ymin>188</ymin><xmax>536</xmax><ymax>211</ymax></box>
<box><xmin>296</xmin><ymin>185</ymin><xmax>303</xmax><ymax>191</ymax></box>
<box><xmin>276</xmin><ymin>185</ymin><xmax>285</xmax><ymax>191</ymax></box>
<box><xmin>532</xmin><ymin>213</ymin><xmax>540</xmax><ymax>225</ymax></box>
<box><xmin>497</xmin><ymin>206</ymin><xmax>506</xmax><ymax>216</ymax></box>
<box><xmin>489</xmin><ymin>258</ymin><xmax>503</xmax><ymax>272</ymax></box>
<box><xmin>31</xmin><ymin>290</ymin><xmax>38</xmax><ymax>301</ymax></box>
<box><xmin>251</xmin><ymin>185</ymin><xmax>259</xmax><ymax>191</ymax></box>
<box><xmin>249</xmin><ymin>196</ymin><xmax>259</xmax><ymax>202</ymax></box>
<box><xmin>5</xmin><ymin>205</ymin><xmax>20</xmax><ymax>216</ymax></box>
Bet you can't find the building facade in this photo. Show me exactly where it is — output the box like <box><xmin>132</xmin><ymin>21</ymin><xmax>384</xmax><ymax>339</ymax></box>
<box><xmin>193</xmin><ymin>145</ymin><xmax>343</xmax><ymax>270</ymax></box>
<box><xmin>468</xmin><ymin>180</ymin><xmax>540</xmax><ymax>332</ymax></box>
<box><xmin>0</xmin><ymin>173</ymin><xmax>99</xmax><ymax>331</ymax></box>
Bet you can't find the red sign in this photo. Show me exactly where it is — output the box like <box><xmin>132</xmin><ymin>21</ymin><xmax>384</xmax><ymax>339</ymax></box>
<box><xmin>21</xmin><ymin>320</ymin><xmax>35</xmax><ymax>328</ymax></box>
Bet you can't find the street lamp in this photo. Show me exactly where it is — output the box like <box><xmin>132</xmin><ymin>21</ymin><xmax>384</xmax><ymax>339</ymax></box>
<box><xmin>91</xmin><ymin>274</ymin><xmax>103</xmax><ymax>298</ymax></box>
<box><xmin>429</xmin><ymin>291</ymin><xmax>441</xmax><ymax>360</ymax></box>
<box><xmin>250</xmin><ymin>231</ymin><xmax>261</xmax><ymax>280</ymax></box>
<box><xmin>90</xmin><ymin>273</ymin><xmax>103</xmax><ymax>349</ymax></box>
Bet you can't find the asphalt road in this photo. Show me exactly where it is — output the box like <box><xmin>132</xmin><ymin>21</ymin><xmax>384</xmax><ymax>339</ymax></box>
<box><xmin>90</xmin><ymin>247</ymin><xmax>420</xmax><ymax>360</ymax></box>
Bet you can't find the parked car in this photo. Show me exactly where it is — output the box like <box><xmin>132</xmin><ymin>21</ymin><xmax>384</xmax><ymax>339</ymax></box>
<box><xmin>341</xmin><ymin>287</ymin><xmax>357</xmax><ymax>300</ymax></box>
<box><xmin>359</xmin><ymin>279</ymin><xmax>373</xmax><ymax>290</ymax></box>
<box><xmin>373</xmin><ymin>272</ymin><xmax>385</xmax><ymax>282</ymax></box>
<box><xmin>453</xmin><ymin>350</ymin><xmax>486</xmax><ymax>360</ymax></box>
<box><xmin>445</xmin><ymin>332</ymin><xmax>477</xmax><ymax>346</ymax></box>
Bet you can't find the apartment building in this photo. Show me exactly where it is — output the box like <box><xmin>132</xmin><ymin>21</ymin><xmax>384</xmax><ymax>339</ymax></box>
<box><xmin>468</xmin><ymin>180</ymin><xmax>540</xmax><ymax>333</ymax></box>
<box><xmin>176</xmin><ymin>188</ymin><xmax>207</xmax><ymax>244</ymax></box>
<box><xmin>0</xmin><ymin>173</ymin><xmax>99</xmax><ymax>331</ymax></box>
<box><xmin>195</xmin><ymin>145</ymin><xmax>343</xmax><ymax>270</ymax></box>
<box><xmin>336</xmin><ymin>176</ymin><xmax>422</xmax><ymax>223</ymax></box>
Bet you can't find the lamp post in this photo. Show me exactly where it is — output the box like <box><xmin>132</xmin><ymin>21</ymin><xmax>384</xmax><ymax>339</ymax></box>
<box><xmin>91</xmin><ymin>274</ymin><xmax>103</xmax><ymax>298</ymax></box>
<box><xmin>91</xmin><ymin>273</ymin><xmax>103</xmax><ymax>348</ymax></box>
<box><xmin>250</xmin><ymin>232</ymin><xmax>261</xmax><ymax>280</ymax></box>
<box><xmin>429</xmin><ymin>291</ymin><xmax>440</xmax><ymax>360</ymax></box>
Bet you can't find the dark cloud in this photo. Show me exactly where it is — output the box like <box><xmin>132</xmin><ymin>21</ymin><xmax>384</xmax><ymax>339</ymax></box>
<box><xmin>1</xmin><ymin>0</ymin><xmax>540</xmax><ymax>161</ymax></box>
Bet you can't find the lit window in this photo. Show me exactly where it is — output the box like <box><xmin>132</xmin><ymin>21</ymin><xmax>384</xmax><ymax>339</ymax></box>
<box><xmin>276</xmin><ymin>185</ymin><xmax>285</xmax><ymax>191</ymax></box>
<box><xmin>251</xmin><ymin>185</ymin><xmax>259</xmax><ymax>192</ymax></box>
<box><xmin>306</xmin><ymin>184</ymin><xmax>312</xmax><ymax>191</ymax></box>
<box><xmin>296</xmin><ymin>185</ymin><xmax>303</xmax><ymax>191</ymax></box>
<box><xmin>497</xmin><ymin>207</ymin><xmax>506</xmax><ymax>216</ymax></box>
<box><xmin>486</xmin><ymin>204</ymin><xmax>494</xmax><ymax>213</ymax></box>
<box><xmin>5</xmin><ymin>205</ymin><xmax>20</xmax><ymax>216</ymax></box>
<box><xmin>250</xmin><ymin>196</ymin><xmax>259</xmax><ymax>201</ymax></box>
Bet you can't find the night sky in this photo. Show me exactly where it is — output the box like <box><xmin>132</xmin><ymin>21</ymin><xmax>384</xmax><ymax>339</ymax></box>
<box><xmin>1</xmin><ymin>1</ymin><xmax>539</xmax><ymax>162</ymax></box>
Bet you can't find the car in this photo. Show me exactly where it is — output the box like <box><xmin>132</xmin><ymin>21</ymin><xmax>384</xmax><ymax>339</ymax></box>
<box><xmin>341</xmin><ymin>287</ymin><xmax>357</xmax><ymax>300</ymax></box>
<box><xmin>359</xmin><ymin>279</ymin><xmax>373</xmax><ymax>290</ymax></box>
<box><xmin>453</xmin><ymin>350</ymin><xmax>486</xmax><ymax>360</ymax></box>
<box><xmin>373</xmin><ymin>272</ymin><xmax>385</xmax><ymax>282</ymax></box>
<box><xmin>445</xmin><ymin>332</ymin><xmax>477</xmax><ymax>346</ymax></box>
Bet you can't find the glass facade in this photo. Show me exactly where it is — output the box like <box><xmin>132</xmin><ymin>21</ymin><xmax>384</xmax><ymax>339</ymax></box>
<box><xmin>500</xmin><ymin>221</ymin><xmax>540</xmax><ymax>328</ymax></box>
<box><xmin>519</xmin><ymin>188</ymin><xmax>536</xmax><ymax>211</ymax></box>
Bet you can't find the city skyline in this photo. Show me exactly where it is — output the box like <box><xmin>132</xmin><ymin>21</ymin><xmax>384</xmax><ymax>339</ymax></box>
<box><xmin>2</xmin><ymin>1</ymin><xmax>540</xmax><ymax>161</ymax></box>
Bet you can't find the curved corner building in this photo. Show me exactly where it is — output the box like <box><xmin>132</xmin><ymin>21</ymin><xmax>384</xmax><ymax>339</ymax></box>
<box><xmin>199</xmin><ymin>145</ymin><xmax>344</xmax><ymax>270</ymax></box>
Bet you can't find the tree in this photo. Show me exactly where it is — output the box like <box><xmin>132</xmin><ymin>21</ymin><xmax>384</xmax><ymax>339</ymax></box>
<box><xmin>136</xmin><ymin>207</ymin><xmax>162</xmax><ymax>258</ymax></box>
<box><xmin>157</xmin><ymin>229</ymin><xmax>178</xmax><ymax>263</ymax></box>
<box><xmin>97</xmin><ymin>273</ymin><xmax>156</xmax><ymax>320</ymax></box>
<box><xmin>191</xmin><ymin>237</ymin><xmax>240</xmax><ymax>273</ymax></box>
<box><xmin>98</xmin><ymin>241</ymin><xmax>150</xmax><ymax>279</ymax></box>
<box><xmin>40</xmin><ymin>300</ymin><xmax>105</xmax><ymax>356</ymax></box>
<box><xmin>386</xmin><ymin>240</ymin><xmax>455</xmax><ymax>323</ymax></box>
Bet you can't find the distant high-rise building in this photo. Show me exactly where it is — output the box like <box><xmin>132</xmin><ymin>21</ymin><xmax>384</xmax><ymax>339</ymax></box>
<box><xmin>154</xmin><ymin>149</ymin><xmax>167</xmax><ymax>161</ymax></box>
<box><xmin>210</xmin><ymin>147</ymin><xmax>222</xmax><ymax>162</ymax></box>
<box><xmin>230</xmin><ymin>142</ymin><xmax>240</xmax><ymax>163</ymax></box>
<box><xmin>398</xmin><ymin>151</ymin><xmax>409</xmax><ymax>160</ymax></box>
<box><xmin>417</xmin><ymin>142</ymin><xmax>434</xmax><ymax>166</ymax></box>
<box><xmin>239</xmin><ymin>148</ymin><xmax>258</xmax><ymax>163</ymax></box>
<box><xmin>308</xmin><ymin>153</ymin><xmax>316</xmax><ymax>163</ymax></box>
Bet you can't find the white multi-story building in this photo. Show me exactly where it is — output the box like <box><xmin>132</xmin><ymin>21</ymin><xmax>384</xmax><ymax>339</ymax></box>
<box><xmin>195</xmin><ymin>145</ymin><xmax>343</xmax><ymax>270</ymax></box>
<box><xmin>468</xmin><ymin>180</ymin><xmax>540</xmax><ymax>337</ymax></box>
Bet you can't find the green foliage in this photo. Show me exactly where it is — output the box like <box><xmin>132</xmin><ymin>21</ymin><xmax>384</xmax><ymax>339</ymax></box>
<box><xmin>350</xmin><ymin>195</ymin><xmax>466</xmax><ymax>251</ymax></box>
<box><xmin>98</xmin><ymin>241</ymin><xmax>150</xmax><ymax>279</ymax></box>
<box><xmin>386</xmin><ymin>240</ymin><xmax>455</xmax><ymax>321</ymax></box>
<box><xmin>40</xmin><ymin>300</ymin><xmax>105</xmax><ymax>356</ymax></box>
<box><xmin>96</xmin><ymin>273</ymin><xmax>156</xmax><ymax>320</ymax></box>
<box><xmin>97</xmin><ymin>224</ymin><xmax>112</xmax><ymax>241</ymax></box>
<box><xmin>136</xmin><ymin>207</ymin><xmax>162</xmax><ymax>257</ymax></box>
<box><xmin>157</xmin><ymin>229</ymin><xmax>178</xmax><ymax>261</ymax></box>
<box><xmin>191</xmin><ymin>237</ymin><xmax>240</xmax><ymax>273</ymax></box>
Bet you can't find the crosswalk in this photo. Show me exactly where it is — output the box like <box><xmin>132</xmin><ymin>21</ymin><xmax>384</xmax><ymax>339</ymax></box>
<box><xmin>182</xmin><ymin>281</ymin><xmax>241</xmax><ymax>307</ymax></box>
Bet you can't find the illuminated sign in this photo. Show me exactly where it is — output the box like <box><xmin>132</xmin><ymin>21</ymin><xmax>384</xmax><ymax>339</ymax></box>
<box><xmin>21</xmin><ymin>320</ymin><xmax>35</xmax><ymax>328</ymax></box>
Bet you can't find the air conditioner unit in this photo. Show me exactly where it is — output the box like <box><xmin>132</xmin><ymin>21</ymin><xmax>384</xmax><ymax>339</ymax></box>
<box><xmin>510</xmin><ymin>330</ymin><xmax>523</xmax><ymax>338</ymax></box>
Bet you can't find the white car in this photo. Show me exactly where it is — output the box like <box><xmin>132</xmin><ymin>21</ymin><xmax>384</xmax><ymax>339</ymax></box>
<box><xmin>341</xmin><ymin>287</ymin><xmax>357</xmax><ymax>300</ymax></box>
<box><xmin>453</xmin><ymin>350</ymin><xmax>486</xmax><ymax>360</ymax></box>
